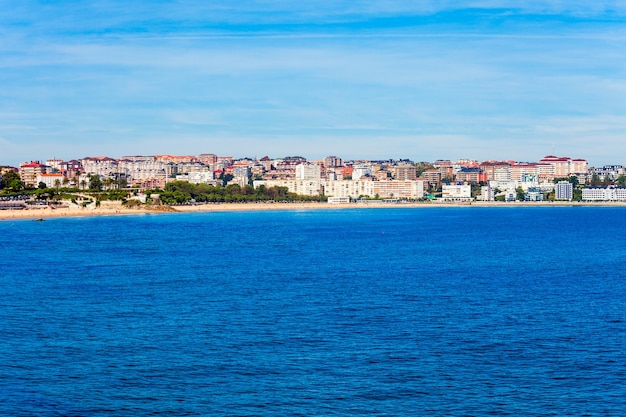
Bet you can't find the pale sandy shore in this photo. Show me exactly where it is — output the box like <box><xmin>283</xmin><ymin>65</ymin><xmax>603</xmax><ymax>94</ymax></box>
<box><xmin>2</xmin><ymin>199</ymin><xmax>626</xmax><ymax>221</ymax></box>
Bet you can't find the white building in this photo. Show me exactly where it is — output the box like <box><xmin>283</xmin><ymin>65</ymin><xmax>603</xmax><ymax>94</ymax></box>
<box><xmin>582</xmin><ymin>186</ymin><xmax>626</xmax><ymax>201</ymax></box>
<box><xmin>555</xmin><ymin>181</ymin><xmax>573</xmax><ymax>201</ymax></box>
<box><xmin>36</xmin><ymin>173</ymin><xmax>65</xmax><ymax>188</ymax></box>
<box><xmin>175</xmin><ymin>172</ymin><xmax>217</xmax><ymax>185</ymax></box>
<box><xmin>233</xmin><ymin>165</ymin><xmax>251</xmax><ymax>180</ymax></box>
<box><xmin>295</xmin><ymin>163</ymin><xmax>321</xmax><ymax>180</ymax></box>
<box><xmin>253</xmin><ymin>179</ymin><xmax>425</xmax><ymax>200</ymax></box>
<box><xmin>352</xmin><ymin>165</ymin><xmax>373</xmax><ymax>180</ymax></box>
<box><xmin>441</xmin><ymin>184</ymin><xmax>472</xmax><ymax>201</ymax></box>
<box><xmin>372</xmin><ymin>180</ymin><xmax>424</xmax><ymax>199</ymax></box>
<box><xmin>321</xmin><ymin>180</ymin><xmax>372</xmax><ymax>199</ymax></box>
<box><xmin>253</xmin><ymin>179</ymin><xmax>322</xmax><ymax>196</ymax></box>
<box><xmin>478</xmin><ymin>185</ymin><xmax>494</xmax><ymax>201</ymax></box>
<box><xmin>328</xmin><ymin>196</ymin><xmax>351</xmax><ymax>204</ymax></box>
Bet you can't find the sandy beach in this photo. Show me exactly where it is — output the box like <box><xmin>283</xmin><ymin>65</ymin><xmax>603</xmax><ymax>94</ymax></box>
<box><xmin>2</xmin><ymin>199</ymin><xmax>626</xmax><ymax>221</ymax></box>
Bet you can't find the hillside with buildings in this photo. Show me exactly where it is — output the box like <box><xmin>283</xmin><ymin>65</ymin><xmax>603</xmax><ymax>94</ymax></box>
<box><xmin>3</xmin><ymin>153</ymin><xmax>626</xmax><ymax>203</ymax></box>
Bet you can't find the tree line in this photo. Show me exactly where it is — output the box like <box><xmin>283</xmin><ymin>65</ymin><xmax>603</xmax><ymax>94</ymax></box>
<box><xmin>147</xmin><ymin>181</ymin><xmax>326</xmax><ymax>204</ymax></box>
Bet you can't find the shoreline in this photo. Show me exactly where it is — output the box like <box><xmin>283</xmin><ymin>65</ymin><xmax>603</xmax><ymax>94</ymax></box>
<box><xmin>3</xmin><ymin>200</ymin><xmax>626</xmax><ymax>220</ymax></box>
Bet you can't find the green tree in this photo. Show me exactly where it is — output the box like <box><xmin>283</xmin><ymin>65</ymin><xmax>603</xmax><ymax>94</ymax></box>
<box><xmin>590</xmin><ymin>173</ymin><xmax>602</xmax><ymax>186</ymax></box>
<box><xmin>516</xmin><ymin>186</ymin><xmax>525</xmax><ymax>201</ymax></box>
<box><xmin>1</xmin><ymin>171</ymin><xmax>22</xmax><ymax>190</ymax></box>
<box><xmin>573</xmin><ymin>188</ymin><xmax>582</xmax><ymax>202</ymax></box>
<box><xmin>88</xmin><ymin>174</ymin><xmax>102</xmax><ymax>191</ymax></box>
<box><xmin>103</xmin><ymin>178</ymin><xmax>113</xmax><ymax>190</ymax></box>
<box><xmin>415</xmin><ymin>162</ymin><xmax>434</xmax><ymax>177</ymax></box>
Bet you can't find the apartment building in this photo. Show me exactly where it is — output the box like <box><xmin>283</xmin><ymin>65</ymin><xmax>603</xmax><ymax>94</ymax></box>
<box><xmin>510</xmin><ymin>163</ymin><xmax>539</xmax><ymax>182</ymax></box>
<box><xmin>480</xmin><ymin>162</ymin><xmax>510</xmax><ymax>181</ymax></box>
<box><xmin>324</xmin><ymin>156</ymin><xmax>343</xmax><ymax>168</ymax></box>
<box><xmin>592</xmin><ymin>165</ymin><xmax>625</xmax><ymax>181</ymax></box>
<box><xmin>371</xmin><ymin>180</ymin><xmax>424</xmax><ymax>199</ymax></box>
<box><xmin>253</xmin><ymin>179</ymin><xmax>425</xmax><ymax>199</ymax></box>
<box><xmin>582</xmin><ymin>186</ymin><xmax>626</xmax><ymax>201</ymax></box>
<box><xmin>295</xmin><ymin>163</ymin><xmax>321</xmax><ymax>180</ymax></box>
<box><xmin>36</xmin><ymin>173</ymin><xmax>65</xmax><ymax>188</ymax></box>
<box><xmin>253</xmin><ymin>179</ymin><xmax>322</xmax><ymax>196</ymax></box>
<box><xmin>555</xmin><ymin>181</ymin><xmax>573</xmax><ymax>201</ymax></box>
<box><xmin>455</xmin><ymin>167</ymin><xmax>485</xmax><ymax>183</ymax></box>
<box><xmin>538</xmin><ymin>155</ymin><xmax>589</xmax><ymax>179</ymax></box>
<box><xmin>81</xmin><ymin>157</ymin><xmax>118</xmax><ymax>177</ymax></box>
<box><xmin>19</xmin><ymin>161</ymin><xmax>48</xmax><ymax>188</ymax></box>
<box><xmin>441</xmin><ymin>184</ymin><xmax>472</xmax><ymax>201</ymax></box>
<box><xmin>352</xmin><ymin>165</ymin><xmax>374</xmax><ymax>180</ymax></box>
<box><xmin>392</xmin><ymin>163</ymin><xmax>417</xmax><ymax>181</ymax></box>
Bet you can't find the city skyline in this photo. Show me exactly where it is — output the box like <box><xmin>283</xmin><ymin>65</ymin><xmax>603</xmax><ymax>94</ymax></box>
<box><xmin>1</xmin><ymin>1</ymin><xmax>625</xmax><ymax>167</ymax></box>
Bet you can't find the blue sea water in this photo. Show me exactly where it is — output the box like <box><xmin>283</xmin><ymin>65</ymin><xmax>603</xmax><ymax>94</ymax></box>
<box><xmin>1</xmin><ymin>207</ymin><xmax>626</xmax><ymax>416</ymax></box>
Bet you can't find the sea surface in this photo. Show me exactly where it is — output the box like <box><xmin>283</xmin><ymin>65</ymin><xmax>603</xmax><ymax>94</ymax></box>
<box><xmin>1</xmin><ymin>207</ymin><xmax>626</xmax><ymax>416</ymax></box>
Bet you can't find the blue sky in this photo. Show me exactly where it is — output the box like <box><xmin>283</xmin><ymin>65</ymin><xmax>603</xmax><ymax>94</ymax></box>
<box><xmin>1</xmin><ymin>1</ymin><xmax>625</xmax><ymax>167</ymax></box>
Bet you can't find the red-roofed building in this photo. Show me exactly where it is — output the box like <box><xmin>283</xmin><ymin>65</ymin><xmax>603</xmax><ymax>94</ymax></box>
<box><xmin>20</xmin><ymin>161</ymin><xmax>48</xmax><ymax>188</ymax></box>
<box><xmin>37</xmin><ymin>173</ymin><xmax>65</xmax><ymax>188</ymax></box>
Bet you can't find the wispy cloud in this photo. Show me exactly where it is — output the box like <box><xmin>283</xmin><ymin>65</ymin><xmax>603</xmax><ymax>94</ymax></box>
<box><xmin>0</xmin><ymin>1</ymin><xmax>625</xmax><ymax>166</ymax></box>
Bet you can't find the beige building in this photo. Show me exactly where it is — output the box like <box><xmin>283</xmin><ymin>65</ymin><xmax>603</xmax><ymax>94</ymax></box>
<box><xmin>392</xmin><ymin>163</ymin><xmax>417</xmax><ymax>181</ymax></box>
<box><xmin>510</xmin><ymin>163</ymin><xmax>540</xmax><ymax>182</ymax></box>
<box><xmin>19</xmin><ymin>161</ymin><xmax>48</xmax><ymax>188</ymax></box>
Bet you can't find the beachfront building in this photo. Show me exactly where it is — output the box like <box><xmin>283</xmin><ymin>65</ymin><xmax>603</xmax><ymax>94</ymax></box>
<box><xmin>487</xmin><ymin>180</ymin><xmax>518</xmax><ymax>201</ymax></box>
<box><xmin>371</xmin><ymin>180</ymin><xmax>425</xmax><ymax>199</ymax></box>
<box><xmin>253</xmin><ymin>179</ymin><xmax>425</xmax><ymax>200</ymax></box>
<box><xmin>328</xmin><ymin>196</ymin><xmax>351</xmax><ymax>204</ymax></box>
<box><xmin>582</xmin><ymin>186</ymin><xmax>626</xmax><ymax>202</ymax></box>
<box><xmin>441</xmin><ymin>184</ymin><xmax>472</xmax><ymax>201</ymax></box>
<box><xmin>555</xmin><ymin>181</ymin><xmax>573</xmax><ymax>201</ymax></box>
<box><xmin>320</xmin><ymin>180</ymin><xmax>369</xmax><ymax>199</ymax></box>
<box><xmin>477</xmin><ymin>185</ymin><xmax>494</xmax><ymax>201</ymax></box>
<box><xmin>253</xmin><ymin>179</ymin><xmax>322</xmax><ymax>197</ymax></box>
<box><xmin>525</xmin><ymin>187</ymin><xmax>544</xmax><ymax>201</ymax></box>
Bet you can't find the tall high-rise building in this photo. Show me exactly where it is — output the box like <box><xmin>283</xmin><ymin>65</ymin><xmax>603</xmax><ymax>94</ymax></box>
<box><xmin>295</xmin><ymin>163</ymin><xmax>321</xmax><ymax>180</ymax></box>
<box><xmin>555</xmin><ymin>181</ymin><xmax>573</xmax><ymax>201</ymax></box>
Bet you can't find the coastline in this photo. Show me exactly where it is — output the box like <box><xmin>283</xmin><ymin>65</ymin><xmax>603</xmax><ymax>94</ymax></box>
<box><xmin>2</xmin><ymin>200</ymin><xmax>626</xmax><ymax>220</ymax></box>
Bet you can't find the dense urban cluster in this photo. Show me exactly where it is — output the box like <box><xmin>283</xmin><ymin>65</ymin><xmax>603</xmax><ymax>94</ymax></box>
<box><xmin>2</xmin><ymin>153</ymin><xmax>626</xmax><ymax>203</ymax></box>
